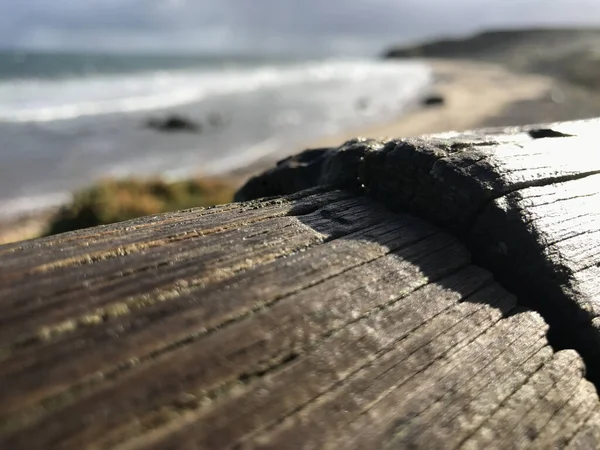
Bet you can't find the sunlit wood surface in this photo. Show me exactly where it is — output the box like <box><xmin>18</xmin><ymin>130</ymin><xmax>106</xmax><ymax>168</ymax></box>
<box><xmin>1</xmin><ymin>120</ymin><xmax>600</xmax><ymax>449</ymax></box>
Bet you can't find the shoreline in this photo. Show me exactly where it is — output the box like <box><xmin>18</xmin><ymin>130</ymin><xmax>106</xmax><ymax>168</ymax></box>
<box><xmin>308</xmin><ymin>59</ymin><xmax>559</xmax><ymax>146</ymax></box>
<box><xmin>0</xmin><ymin>58</ymin><xmax>587</xmax><ymax>244</ymax></box>
<box><xmin>227</xmin><ymin>59</ymin><xmax>563</xmax><ymax>183</ymax></box>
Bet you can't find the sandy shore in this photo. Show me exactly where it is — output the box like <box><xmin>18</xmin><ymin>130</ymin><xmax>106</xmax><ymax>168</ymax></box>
<box><xmin>0</xmin><ymin>59</ymin><xmax>583</xmax><ymax>245</ymax></box>
<box><xmin>310</xmin><ymin>59</ymin><xmax>559</xmax><ymax>146</ymax></box>
<box><xmin>0</xmin><ymin>209</ymin><xmax>56</xmax><ymax>245</ymax></box>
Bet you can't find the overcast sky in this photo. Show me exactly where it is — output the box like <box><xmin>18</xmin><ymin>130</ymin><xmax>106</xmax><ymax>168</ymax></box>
<box><xmin>2</xmin><ymin>0</ymin><xmax>600</xmax><ymax>54</ymax></box>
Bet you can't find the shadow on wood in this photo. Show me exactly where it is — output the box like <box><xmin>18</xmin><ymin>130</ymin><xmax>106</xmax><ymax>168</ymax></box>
<box><xmin>238</xmin><ymin>118</ymin><xmax>600</xmax><ymax>386</ymax></box>
<box><xmin>1</xmin><ymin>120</ymin><xmax>600</xmax><ymax>448</ymax></box>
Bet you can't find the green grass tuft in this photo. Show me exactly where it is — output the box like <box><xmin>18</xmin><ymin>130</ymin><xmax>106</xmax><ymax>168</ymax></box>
<box><xmin>45</xmin><ymin>177</ymin><xmax>236</xmax><ymax>235</ymax></box>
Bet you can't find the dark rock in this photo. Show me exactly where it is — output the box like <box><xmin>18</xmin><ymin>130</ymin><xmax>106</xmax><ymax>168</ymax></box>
<box><xmin>422</xmin><ymin>95</ymin><xmax>445</xmax><ymax>107</ymax></box>
<box><xmin>145</xmin><ymin>115</ymin><xmax>201</xmax><ymax>133</ymax></box>
<box><xmin>528</xmin><ymin>128</ymin><xmax>574</xmax><ymax>139</ymax></box>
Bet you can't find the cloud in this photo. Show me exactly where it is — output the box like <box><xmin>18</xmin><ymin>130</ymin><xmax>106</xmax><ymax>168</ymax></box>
<box><xmin>1</xmin><ymin>0</ymin><xmax>600</xmax><ymax>53</ymax></box>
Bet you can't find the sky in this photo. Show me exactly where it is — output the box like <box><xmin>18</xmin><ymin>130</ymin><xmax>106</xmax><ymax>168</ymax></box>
<box><xmin>1</xmin><ymin>0</ymin><xmax>600</xmax><ymax>55</ymax></box>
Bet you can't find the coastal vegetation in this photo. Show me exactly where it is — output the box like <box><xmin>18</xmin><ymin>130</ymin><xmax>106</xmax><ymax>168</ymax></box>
<box><xmin>384</xmin><ymin>28</ymin><xmax>600</xmax><ymax>90</ymax></box>
<box><xmin>4</xmin><ymin>27</ymin><xmax>600</xmax><ymax>241</ymax></box>
<box><xmin>45</xmin><ymin>177</ymin><xmax>236</xmax><ymax>235</ymax></box>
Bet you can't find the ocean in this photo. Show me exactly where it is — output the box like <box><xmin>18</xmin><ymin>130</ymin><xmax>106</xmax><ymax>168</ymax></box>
<box><xmin>0</xmin><ymin>51</ymin><xmax>432</xmax><ymax>217</ymax></box>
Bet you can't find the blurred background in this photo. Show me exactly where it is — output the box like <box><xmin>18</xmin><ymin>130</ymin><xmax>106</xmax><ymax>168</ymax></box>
<box><xmin>3</xmin><ymin>0</ymin><xmax>600</xmax><ymax>54</ymax></box>
<box><xmin>1</xmin><ymin>0</ymin><xmax>600</xmax><ymax>240</ymax></box>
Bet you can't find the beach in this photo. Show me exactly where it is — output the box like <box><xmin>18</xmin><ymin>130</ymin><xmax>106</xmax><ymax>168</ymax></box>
<box><xmin>310</xmin><ymin>59</ymin><xmax>559</xmax><ymax>145</ymax></box>
<box><xmin>0</xmin><ymin>57</ymin><xmax>596</xmax><ymax>244</ymax></box>
<box><xmin>232</xmin><ymin>58</ymin><xmax>580</xmax><ymax>181</ymax></box>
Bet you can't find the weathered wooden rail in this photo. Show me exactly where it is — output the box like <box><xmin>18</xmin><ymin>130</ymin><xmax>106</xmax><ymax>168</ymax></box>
<box><xmin>1</xmin><ymin>119</ymin><xmax>600</xmax><ymax>449</ymax></box>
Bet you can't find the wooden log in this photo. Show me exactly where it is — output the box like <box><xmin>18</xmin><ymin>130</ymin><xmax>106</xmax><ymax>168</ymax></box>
<box><xmin>1</xmin><ymin>121</ymin><xmax>600</xmax><ymax>448</ymax></box>
<box><xmin>238</xmin><ymin>118</ymin><xmax>600</xmax><ymax>381</ymax></box>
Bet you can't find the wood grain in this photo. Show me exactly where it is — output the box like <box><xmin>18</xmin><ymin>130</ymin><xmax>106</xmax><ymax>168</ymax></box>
<box><xmin>239</xmin><ymin>118</ymin><xmax>600</xmax><ymax>385</ymax></box>
<box><xmin>3</xmin><ymin>121</ymin><xmax>600</xmax><ymax>448</ymax></box>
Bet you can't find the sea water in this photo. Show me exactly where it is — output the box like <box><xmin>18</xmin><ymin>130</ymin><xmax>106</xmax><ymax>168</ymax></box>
<box><xmin>0</xmin><ymin>51</ymin><xmax>432</xmax><ymax>216</ymax></box>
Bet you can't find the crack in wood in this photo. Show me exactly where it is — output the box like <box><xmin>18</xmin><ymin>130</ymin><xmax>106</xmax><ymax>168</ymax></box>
<box><xmin>3</xmin><ymin>119</ymin><xmax>600</xmax><ymax>449</ymax></box>
<box><xmin>236</xmin><ymin>118</ymin><xmax>600</xmax><ymax>395</ymax></box>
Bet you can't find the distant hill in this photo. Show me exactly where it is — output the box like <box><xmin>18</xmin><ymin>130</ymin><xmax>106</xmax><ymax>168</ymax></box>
<box><xmin>384</xmin><ymin>28</ymin><xmax>600</xmax><ymax>89</ymax></box>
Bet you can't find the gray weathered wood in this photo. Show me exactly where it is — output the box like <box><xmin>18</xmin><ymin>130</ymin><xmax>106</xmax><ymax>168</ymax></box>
<box><xmin>238</xmin><ymin>118</ymin><xmax>600</xmax><ymax>383</ymax></box>
<box><xmin>2</xmin><ymin>122</ymin><xmax>600</xmax><ymax>448</ymax></box>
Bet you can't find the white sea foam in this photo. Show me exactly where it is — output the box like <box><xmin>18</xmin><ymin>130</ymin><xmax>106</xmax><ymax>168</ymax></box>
<box><xmin>0</xmin><ymin>58</ymin><xmax>433</xmax><ymax>219</ymax></box>
<box><xmin>0</xmin><ymin>59</ymin><xmax>431</xmax><ymax>123</ymax></box>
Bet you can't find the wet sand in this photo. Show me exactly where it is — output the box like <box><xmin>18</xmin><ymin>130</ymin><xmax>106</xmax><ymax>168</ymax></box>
<box><xmin>309</xmin><ymin>59</ymin><xmax>560</xmax><ymax>146</ymax></box>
